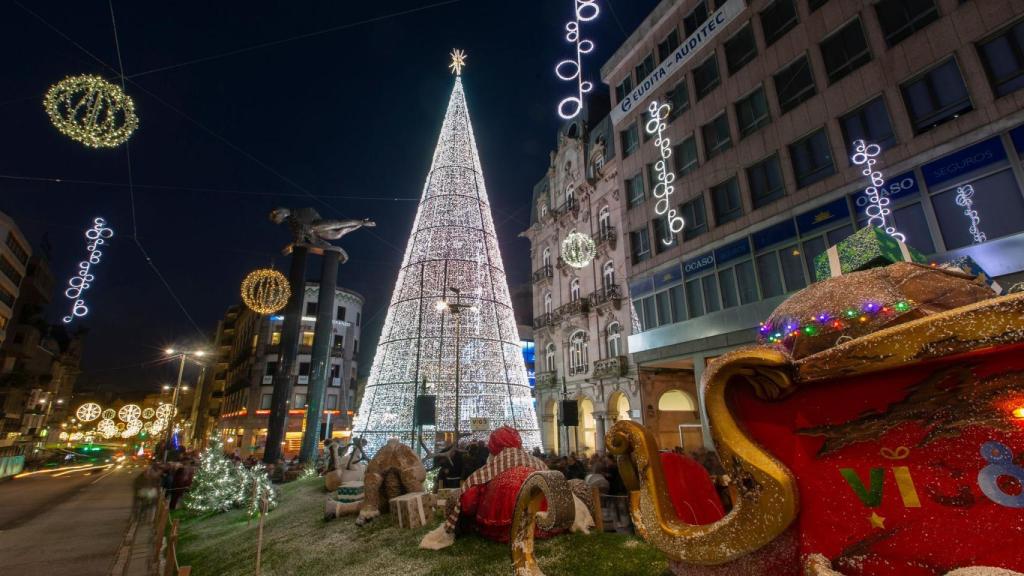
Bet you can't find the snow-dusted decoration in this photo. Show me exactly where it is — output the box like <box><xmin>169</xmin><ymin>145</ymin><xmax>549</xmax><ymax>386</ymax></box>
<box><xmin>63</xmin><ymin>217</ymin><xmax>113</xmax><ymax>323</ymax></box>
<box><xmin>644</xmin><ymin>101</ymin><xmax>684</xmax><ymax>245</ymax></box>
<box><xmin>851</xmin><ymin>140</ymin><xmax>904</xmax><ymax>242</ymax></box>
<box><xmin>954</xmin><ymin>185</ymin><xmax>987</xmax><ymax>244</ymax></box>
<box><xmin>352</xmin><ymin>72</ymin><xmax>540</xmax><ymax>454</ymax></box>
<box><xmin>76</xmin><ymin>402</ymin><xmax>102</xmax><ymax>422</ymax></box>
<box><xmin>555</xmin><ymin>0</ymin><xmax>600</xmax><ymax>119</ymax></box>
<box><xmin>561</xmin><ymin>231</ymin><xmax>596</xmax><ymax>269</ymax></box>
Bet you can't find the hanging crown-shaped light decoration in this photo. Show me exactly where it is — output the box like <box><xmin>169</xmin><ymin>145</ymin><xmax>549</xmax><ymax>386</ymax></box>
<box><xmin>241</xmin><ymin>268</ymin><xmax>290</xmax><ymax>315</ymax></box>
<box><xmin>561</xmin><ymin>231</ymin><xmax>596</xmax><ymax>268</ymax></box>
<box><xmin>44</xmin><ymin>75</ymin><xmax>139</xmax><ymax>148</ymax></box>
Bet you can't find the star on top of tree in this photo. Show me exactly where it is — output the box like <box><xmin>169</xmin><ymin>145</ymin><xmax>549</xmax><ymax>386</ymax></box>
<box><xmin>449</xmin><ymin>49</ymin><xmax>467</xmax><ymax>76</ymax></box>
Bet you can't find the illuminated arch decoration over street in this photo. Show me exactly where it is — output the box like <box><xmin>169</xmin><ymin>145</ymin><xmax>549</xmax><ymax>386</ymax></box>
<box><xmin>44</xmin><ymin>74</ymin><xmax>138</xmax><ymax>148</ymax></box>
<box><xmin>645</xmin><ymin>101</ymin><xmax>684</xmax><ymax>245</ymax></box>
<box><xmin>555</xmin><ymin>0</ymin><xmax>600</xmax><ymax>119</ymax></box>
<box><xmin>63</xmin><ymin>217</ymin><xmax>114</xmax><ymax>324</ymax></box>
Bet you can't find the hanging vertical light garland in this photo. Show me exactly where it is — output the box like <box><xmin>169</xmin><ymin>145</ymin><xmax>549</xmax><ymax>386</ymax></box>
<box><xmin>555</xmin><ymin>0</ymin><xmax>600</xmax><ymax>120</ymax></box>
<box><xmin>954</xmin><ymin>185</ymin><xmax>987</xmax><ymax>244</ymax></box>
<box><xmin>63</xmin><ymin>218</ymin><xmax>114</xmax><ymax>324</ymax></box>
<box><xmin>644</xmin><ymin>101</ymin><xmax>685</xmax><ymax>245</ymax></box>
<box><xmin>851</xmin><ymin>140</ymin><xmax>904</xmax><ymax>242</ymax></box>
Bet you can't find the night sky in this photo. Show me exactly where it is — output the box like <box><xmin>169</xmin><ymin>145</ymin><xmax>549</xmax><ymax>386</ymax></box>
<box><xmin>0</xmin><ymin>0</ymin><xmax>658</xmax><ymax>397</ymax></box>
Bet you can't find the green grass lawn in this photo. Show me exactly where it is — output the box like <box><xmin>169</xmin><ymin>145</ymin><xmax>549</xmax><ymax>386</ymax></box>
<box><xmin>176</xmin><ymin>477</ymin><xmax>669</xmax><ymax>576</ymax></box>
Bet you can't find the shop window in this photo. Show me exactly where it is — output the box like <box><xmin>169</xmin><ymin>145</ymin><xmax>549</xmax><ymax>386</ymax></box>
<box><xmin>780</xmin><ymin>245</ymin><xmax>807</xmax><ymax>292</ymax></box>
<box><xmin>875</xmin><ymin>0</ymin><xmax>939</xmax><ymax>47</ymax></box>
<box><xmin>840</xmin><ymin>97</ymin><xmax>896</xmax><ymax>159</ymax></box>
<box><xmin>761</xmin><ymin>0</ymin><xmax>799</xmax><ymax>46</ymax></box>
<box><xmin>694</xmin><ymin>55</ymin><xmax>721</xmax><ymax>101</ymax></box>
<box><xmin>681</xmin><ymin>196</ymin><xmax>708</xmax><ymax>240</ymax></box>
<box><xmin>655</xmin><ymin>291</ymin><xmax>672</xmax><ymax>326</ymax></box>
<box><xmin>711</xmin><ymin>177</ymin><xmax>743</xmax><ymax>225</ymax></box>
<box><xmin>673</xmin><ymin>135</ymin><xmax>699</xmax><ymax>176</ymax></box>
<box><xmin>736</xmin><ymin>87</ymin><xmax>771</xmax><ymax>138</ymax></box>
<box><xmin>702</xmin><ymin>113</ymin><xmax>732</xmax><ymax>160</ymax></box>
<box><xmin>901</xmin><ymin>58</ymin><xmax>972</xmax><ymax>135</ymax></box>
<box><xmin>756</xmin><ymin>252</ymin><xmax>785</xmax><ymax>298</ymax></box>
<box><xmin>685</xmin><ymin>278</ymin><xmax>704</xmax><ymax>319</ymax></box>
<box><xmin>747</xmin><ymin>154</ymin><xmax>785</xmax><ymax>209</ymax></box>
<box><xmin>775</xmin><ymin>55</ymin><xmax>816</xmax><ymax>114</ymax></box>
<box><xmin>725</xmin><ymin>25</ymin><xmax>758</xmax><ymax>75</ymax></box>
<box><xmin>702</xmin><ymin>274</ymin><xmax>722</xmax><ymax>313</ymax></box>
<box><xmin>669</xmin><ymin>285</ymin><xmax>686</xmax><ymax>323</ymax></box>
<box><xmin>789</xmin><ymin>128</ymin><xmax>835</xmax><ymax>188</ymax></box>
<box><xmin>931</xmin><ymin>169</ymin><xmax>1024</xmax><ymax>249</ymax></box>
<box><xmin>978</xmin><ymin>20</ymin><xmax>1024</xmax><ymax>98</ymax></box>
<box><xmin>821</xmin><ymin>18</ymin><xmax>871</xmax><ymax>84</ymax></box>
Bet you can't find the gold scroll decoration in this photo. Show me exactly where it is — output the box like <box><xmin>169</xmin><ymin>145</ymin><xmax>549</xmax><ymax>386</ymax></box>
<box><xmin>606</xmin><ymin>347</ymin><xmax>799</xmax><ymax>565</ymax></box>
<box><xmin>510</xmin><ymin>470</ymin><xmax>577</xmax><ymax>576</ymax></box>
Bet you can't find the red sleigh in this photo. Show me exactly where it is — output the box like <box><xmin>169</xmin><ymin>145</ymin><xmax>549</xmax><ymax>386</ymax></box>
<box><xmin>604</xmin><ymin>263</ymin><xmax>1024</xmax><ymax>576</ymax></box>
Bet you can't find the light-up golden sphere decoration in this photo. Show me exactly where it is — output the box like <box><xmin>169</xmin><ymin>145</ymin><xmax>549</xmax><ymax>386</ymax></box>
<box><xmin>44</xmin><ymin>74</ymin><xmax>139</xmax><ymax>148</ymax></box>
<box><xmin>241</xmin><ymin>268</ymin><xmax>291</xmax><ymax>315</ymax></box>
<box><xmin>561</xmin><ymin>231</ymin><xmax>597</xmax><ymax>269</ymax></box>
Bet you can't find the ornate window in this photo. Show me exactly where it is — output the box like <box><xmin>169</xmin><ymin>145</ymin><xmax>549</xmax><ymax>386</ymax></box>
<box><xmin>542</xmin><ymin>247</ymin><xmax>551</xmax><ymax>268</ymax></box>
<box><xmin>565</xmin><ymin>184</ymin><xmax>575</xmax><ymax>208</ymax></box>
<box><xmin>569</xmin><ymin>331</ymin><xmax>588</xmax><ymax>375</ymax></box>
<box><xmin>603</xmin><ymin>261</ymin><xmax>616</xmax><ymax>288</ymax></box>
<box><xmin>545</xmin><ymin>343</ymin><xmax>557</xmax><ymax>372</ymax></box>
<box><xmin>598</xmin><ymin>206</ymin><xmax>611</xmax><ymax>234</ymax></box>
<box><xmin>607</xmin><ymin>322</ymin><xmax>622</xmax><ymax>358</ymax></box>
<box><xmin>570</xmin><ymin>278</ymin><xmax>581</xmax><ymax>302</ymax></box>
<box><xmin>543</xmin><ymin>292</ymin><xmax>553</xmax><ymax>315</ymax></box>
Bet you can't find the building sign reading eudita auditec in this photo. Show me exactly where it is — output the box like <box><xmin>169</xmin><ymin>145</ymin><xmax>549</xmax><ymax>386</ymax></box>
<box><xmin>610</xmin><ymin>0</ymin><xmax>745</xmax><ymax>125</ymax></box>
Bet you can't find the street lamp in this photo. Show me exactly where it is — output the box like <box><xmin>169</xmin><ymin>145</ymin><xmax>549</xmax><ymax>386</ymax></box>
<box><xmin>162</xmin><ymin>348</ymin><xmax>208</xmax><ymax>462</ymax></box>
<box><xmin>435</xmin><ymin>287</ymin><xmax>477</xmax><ymax>440</ymax></box>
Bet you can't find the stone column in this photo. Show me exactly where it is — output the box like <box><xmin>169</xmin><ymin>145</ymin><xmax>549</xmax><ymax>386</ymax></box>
<box><xmin>263</xmin><ymin>244</ymin><xmax>309</xmax><ymax>464</ymax></box>
<box><xmin>594</xmin><ymin>411</ymin><xmax>607</xmax><ymax>454</ymax></box>
<box><xmin>299</xmin><ymin>248</ymin><xmax>341</xmax><ymax>464</ymax></box>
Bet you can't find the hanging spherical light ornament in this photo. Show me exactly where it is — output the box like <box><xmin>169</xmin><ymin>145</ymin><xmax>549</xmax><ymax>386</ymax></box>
<box><xmin>142</xmin><ymin>407</ymin><xmax>155</xmax><ymax>420</ymax></box>
<box><xmin>561</xmin><ymin>231</ymin><xmax>596</xmax><ymax>269</ymax></box>
<box><xmin>155</xmin><ymin>403</ymin><xmax>176</xmax><ymax>420</ymax></box>
<box><xmin>241</xmin><ymin>268</ymin><xmax>291</xmax><ymax>315</ymax></box>
<box><xmin>101</xmin><ymin>408</ymin><xmax>116</xmax><ymax>421</ymax></box>
<box><xmin>43</xmin><ymin>74</ymin><xmax>139</xmax><ymax>148</ymax></box>
<box><xmin>76</xmin><ymin>402</ymin><xmax>102</xmax><ymax>422</ymax></box>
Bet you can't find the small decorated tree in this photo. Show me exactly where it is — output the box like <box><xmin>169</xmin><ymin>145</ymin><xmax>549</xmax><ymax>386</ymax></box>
<box><xmin>246</xmin><ymin>462</ymin><xmax>278</xmax><ymax>518</ymax></box>
<box><xmin>184</xmin><ymin>436</ymin><xmax>245</xmax><ymax>513</ymax></box>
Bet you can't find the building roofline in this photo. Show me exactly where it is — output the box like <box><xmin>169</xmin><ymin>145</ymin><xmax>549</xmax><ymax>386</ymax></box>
<box><xmin>600</xmin><ymin>0</ymin><xmax>679</xmax><ymax>83</ymax></box>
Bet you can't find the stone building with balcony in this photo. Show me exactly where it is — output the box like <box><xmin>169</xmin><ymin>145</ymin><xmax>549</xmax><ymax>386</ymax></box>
<box><xmin>521</xmin><ymin>102</ymin><xmax>640</xmax><ymax>456</ymax></box>
<box><xmin>215</xmin><ymin>281</ymin><xmax>363</xmax><ymax>458</ymax></box>
<box><xmin>601</xmin><ymin>0</ymin><xmax>1024</xmax><ymax>451</ymax></box>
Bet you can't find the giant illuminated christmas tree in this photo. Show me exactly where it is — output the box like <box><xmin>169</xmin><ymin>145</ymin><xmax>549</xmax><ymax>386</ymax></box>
<box><xmin>353</xmin><ymin>51</ymin><xmax>540</xmax><ymax>453</ymax></box>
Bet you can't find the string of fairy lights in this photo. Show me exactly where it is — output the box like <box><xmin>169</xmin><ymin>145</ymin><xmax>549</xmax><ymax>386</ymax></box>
<box><xmin>555</xmin><ymin>0</ymin><xmax>600</xmax><ymax>120</ymax></box>
<box><xmin>62</xmin><ymin>217</ymin><xmax>114</xmax><ymax>324</ymax></box>
<box><xmin>644</xmin><ymin>100</ymin><xmax>685</xmax><ymax>245</ymax></box>
<box><xmin>851</xmin><ymin>140</ymin><xmax>904</xmax><ymax>242</ymax></box>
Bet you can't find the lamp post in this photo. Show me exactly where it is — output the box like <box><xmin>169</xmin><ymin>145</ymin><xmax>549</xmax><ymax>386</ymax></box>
<box><xmin>163</xmin><ymin>348</ymin><xmax>206</xmax><ymax>462</ymax></box>
<box><xmin>435</xmin><ymin>287</ymin><xmax>476</xmax><ymax>441</ymax></box>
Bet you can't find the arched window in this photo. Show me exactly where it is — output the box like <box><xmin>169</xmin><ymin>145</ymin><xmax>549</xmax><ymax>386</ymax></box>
<box><xmin>603</xmin><ymin>261</ymin><xmax>616</xmax><ymax>289</ymax></box>
<box><xmin>569</xmin><ymin>331</ymin><xmax>588</xmax><ymax>375</ymax></box>
<box><xmin>658</xmin><ymin>389</ymin><xmax>696</xmax><ymax>411</ymax></box>
<box><xmin>545</xmin><ymin>343</ymin><xmax>556</xmax><ymax>372</ymax></box>
<box><xmin>607</xmin><ymin>322</ymin><xmax>622</xmax><ymax>358</ymax></box>
<box><xmin>565</xmin><ymin>184</ymin><xmax>575</xmax><ymax>208</ymax></box>
<box><xmin>542</xmin><ymin>247</ymin><xmax>551</xmax><ymax>269</ymax></box>
<box><xmin>570</xmin><ymin>278</ymin><xmax>581</xmax><ymax>302</ymax></box>
<box><xmin>598</xmin><ymin>206</ymin><xmax>611</xmax><ymax>235</ymax></box>
<box><xmin>543</xmin><ymin>292</ymin><xmax>553</xmax><ymax>315</ymax></box>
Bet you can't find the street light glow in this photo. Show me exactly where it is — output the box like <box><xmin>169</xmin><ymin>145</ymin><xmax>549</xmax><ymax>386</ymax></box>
<box><xmin>165</xmin><ymin>348</ymin><xmax>175</xmax><ymax>355</ymax></box>
<box><xmin>435</xmin><ymin>300</ymin><xmax>449</xmax><ymax>311</ymax></box>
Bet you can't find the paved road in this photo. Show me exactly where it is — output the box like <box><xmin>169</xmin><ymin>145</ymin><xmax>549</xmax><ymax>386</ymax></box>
<box><xmin>0</xmin><ymin>464</ymin><xmax>139</xmax><ymax>575</ymax></box>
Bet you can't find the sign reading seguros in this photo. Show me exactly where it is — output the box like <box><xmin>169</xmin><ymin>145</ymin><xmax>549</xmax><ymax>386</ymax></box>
<box><xmin>609</xmin><ymin>0</ymin><xmax>745</xmax><ymax>125</ymax></box>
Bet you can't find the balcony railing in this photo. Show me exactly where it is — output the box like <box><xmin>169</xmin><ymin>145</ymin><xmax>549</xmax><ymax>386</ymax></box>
<box><xmin>533</xmin><ymin>312</ymin><xmax>558</xmax><ymax>329</ymax></box>
<box><xmin>537</xmin><ymin>371</ymin><xmax>558</xmax><ymax>388</ymax></box>
<box><xmin>596</xmin><ymin>226</ymin><xmax>617</xmax><ymax>250</ymax></box>
<box><xmin>589</xmin><ymin>284</ymin><xmax>623</xmax><ymax>307</ymax></box>
<box><xmin>555</xmin><ymin>298</ymin><xmax>589</xmax><ymax>318</ymax></box>
<box><xmin>593</xmin><ymin>355</ymin><xmax>628</xmax><ymax>379</ymax></box>
<box><xmin>532</xmin><ymin>264</ymin><xmax>553</xmax><ymax>283</ymax></box>
<box><xmin>553</xmin><ymin>197</ymin><xmax>577</xmax><ymax>215</ymax></box>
